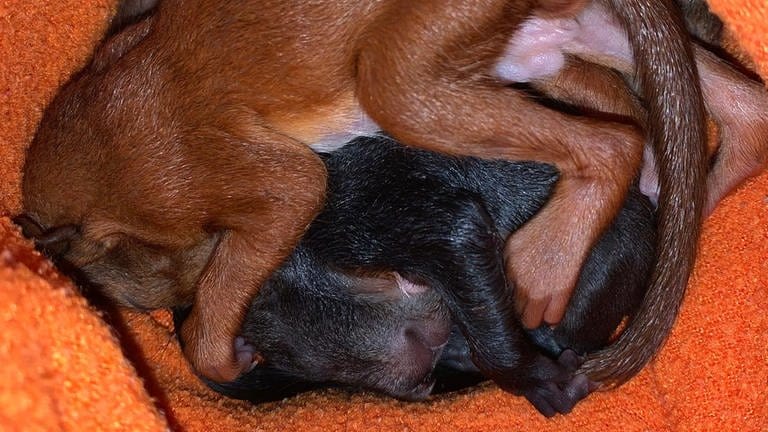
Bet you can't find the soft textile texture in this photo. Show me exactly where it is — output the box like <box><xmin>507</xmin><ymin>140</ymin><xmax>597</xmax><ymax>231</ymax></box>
<box><xmin>0</xmin><ymin>1</ymin><xmax>765</xmax><ymax>430</ymax></box>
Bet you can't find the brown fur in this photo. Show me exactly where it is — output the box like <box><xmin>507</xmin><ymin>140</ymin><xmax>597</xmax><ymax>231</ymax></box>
<box><xmin>530</xmin><ymin>38</ymin><xmax>768</xmax><ymax>383</ymax></box>
<box><xmin>537</xmin><ymin>0</ymin><xmax>590</xmax><ymax>17</ymax></box>
<box><xmin>565</xmin><ymin>31</ymin><xmax>768</xmax><ymax>216</ymax></box>
<box><xmin>694</xmin><ymin>46</ymin><xmax>768</xmax><ymax>213</ymax></box>
<box><xmin>21</xmin><ymin>0</ymin><xmax>707</xmax><ymax>386</ymax></box>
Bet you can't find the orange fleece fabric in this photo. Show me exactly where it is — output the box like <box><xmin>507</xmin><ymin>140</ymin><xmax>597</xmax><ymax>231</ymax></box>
<box><xmin>0</xmin><ymin>1</ymin><xmax>766</xmax><ymax>430</ymax></box>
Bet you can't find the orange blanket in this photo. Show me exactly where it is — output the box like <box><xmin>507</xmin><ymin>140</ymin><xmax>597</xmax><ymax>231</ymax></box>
<box><xmin>0</xmin><ymin>1</ymin><xmax>765</xmax><ymax>430</ymax></box>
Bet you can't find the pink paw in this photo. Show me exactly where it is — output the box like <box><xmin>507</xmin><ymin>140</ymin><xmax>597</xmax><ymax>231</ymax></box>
<box><xmin>495</xmin><ymin>16</ymin><xmax>579</xmax><ymax>82</ymax></box>
<box><xmin>235</xmin><ymin>336</ymin><xmax>262</xmax><ymax>372</ymax></box>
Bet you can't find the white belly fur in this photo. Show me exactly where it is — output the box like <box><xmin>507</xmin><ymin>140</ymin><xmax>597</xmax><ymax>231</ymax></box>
<box><xmin>308</xmin><ymin>106</ymin><xmax>382</xmax><ymax>152</ymax></box>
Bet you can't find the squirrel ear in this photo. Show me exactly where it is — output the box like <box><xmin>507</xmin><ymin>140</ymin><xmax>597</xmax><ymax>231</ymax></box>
<box><xmin>91</xmin><ymin>16</ymin><xmax>153</xmax><ymax>73</ymax></box>
<box><xmin>345</xmin><ymin>271</ymin><xmax>431</xmax><ymax>300</ymax></box>
<box><xmin>107</xmin><ymin>0</ymin><xmax>160</xmax><ymax>36</ymax></box>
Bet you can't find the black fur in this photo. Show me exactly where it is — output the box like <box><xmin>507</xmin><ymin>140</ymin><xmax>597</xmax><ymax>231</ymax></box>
<box><xmin>176</xmin><ymin>135</ymin><xmax>656</xmax><ymax>416</ymax></box>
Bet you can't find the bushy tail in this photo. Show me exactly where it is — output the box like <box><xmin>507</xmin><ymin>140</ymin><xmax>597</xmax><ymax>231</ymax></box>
<box><xmin>578</xmin><ymin>0</ymin><xmax>708</xmax><ymax>385</ymax></box>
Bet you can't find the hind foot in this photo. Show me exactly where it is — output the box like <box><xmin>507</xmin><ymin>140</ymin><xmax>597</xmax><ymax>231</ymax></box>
<box><xmin>523</xmin><ymin>350</ymin><xmax>597</xmax><ymax>417</ymax></box>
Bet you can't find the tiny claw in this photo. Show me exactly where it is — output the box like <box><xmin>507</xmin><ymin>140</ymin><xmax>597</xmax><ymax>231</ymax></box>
<box><xmin>235</xmin><ymin>336</ymin><xmax>263</xmax><ymax>372</ymax></box>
